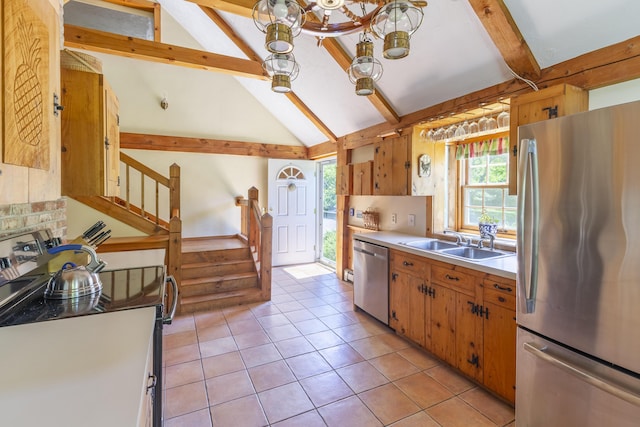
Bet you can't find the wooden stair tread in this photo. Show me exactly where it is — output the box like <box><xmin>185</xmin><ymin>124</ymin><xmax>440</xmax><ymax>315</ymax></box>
<box><xmin>181</xmin><ymin>272</ymin><xmax>257</xmax><ymax>286</ymax></box>
<box><xmin>182</xmin><ymin>236</ymin><xmax>247</xmax><ymax>253</ymax></box>
<box><xmin>182</xmin><ymin>259</ymin><xmax>253</xmax><ymax>269</ymax></box>
<box><xmin>181</xmin><ymin>288</ymin><xmax>261</xmax><ymax>304</ymax></box>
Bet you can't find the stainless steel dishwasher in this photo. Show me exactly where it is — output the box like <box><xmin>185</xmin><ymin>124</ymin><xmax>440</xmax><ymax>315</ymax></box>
<box><xmin>353</xmin><ymin>239</ymin><xmax>389</xmax><ymax>325</ymax></box>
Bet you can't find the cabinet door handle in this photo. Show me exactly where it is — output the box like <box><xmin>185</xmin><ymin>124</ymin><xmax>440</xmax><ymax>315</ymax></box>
<box><xmin>445</xmin><ymin>274</ymin><xmax>459</xmax><ymax>281</ymax></box>
<box><xmin>146</xmin><ymin>373</ymin><xmax>157</xmax><ymax>395</ymax></box>
<box><xmin>493</xmin><ymin>283</ymin><xmax>513</xmax><ymax>292</ymax></box>
<box><xmin>403</xmin><ymin>261</ymin><xmax>414</xmax><ymax>267</ymax></box>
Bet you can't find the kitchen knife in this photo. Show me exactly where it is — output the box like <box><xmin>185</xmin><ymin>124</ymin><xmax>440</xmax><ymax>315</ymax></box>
<box><xmin>92</xmin><ymin>233</ymin><xmax>111</xmax><ymax>247</ymax></box>
<box><xmin>88</xmin><ymin>230</ymin><xmax>109</xmax><ymax>245</ymax></box>
<box><xmin>83</xmin><ymin>221</ymin><xmax>105</xmax><ymax>240</ymax></box>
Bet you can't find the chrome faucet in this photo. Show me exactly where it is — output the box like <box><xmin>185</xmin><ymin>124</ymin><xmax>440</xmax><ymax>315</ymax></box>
<box><xmin>444</xmin><ymin>230</ymin><xmax>470</xmax><ymax>246</ymax></box>
<box><xmin>478</xmin><ymin>232</ymin><xmax>496</xmax><ymax>250</ymax></box>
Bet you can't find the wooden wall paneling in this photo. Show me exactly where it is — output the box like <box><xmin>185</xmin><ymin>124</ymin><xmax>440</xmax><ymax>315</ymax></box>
<box><xmin>335</xmin><ymin>142</ymin><xmax>351</xmax><ymax>280</ymax></box>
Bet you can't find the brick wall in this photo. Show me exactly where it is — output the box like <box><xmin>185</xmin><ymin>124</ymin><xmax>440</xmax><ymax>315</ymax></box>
<box><xmin>0</xmin><ymin>199</ymin><xmax>67</xmax><ymax>239</ymax></box>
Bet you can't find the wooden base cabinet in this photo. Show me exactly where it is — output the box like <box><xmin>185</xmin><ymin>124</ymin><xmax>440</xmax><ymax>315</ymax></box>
<box><xmin>61</xmin><ymin>68</ymin><xmax>120</xmax><ymax>197</ymax></box>
<box><xmin>389</xmin><ymin>251</ymin><xmax>428</xmax><ymax>347</ymax></box>
<box><xmin>482</xmin><ymin>277</ymin><xmax>517</xmax><ymax>403</ymax></box>
<box><xmin>388</xmin><ymin>248</ymin><xmax>516</xmax><ymax>404</ymax></box>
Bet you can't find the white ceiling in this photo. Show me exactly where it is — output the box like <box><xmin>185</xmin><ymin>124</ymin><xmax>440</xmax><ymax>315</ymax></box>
<box><xmin>152</xmin><ymin>0</ymin><xmax>639</xmax><ymax>146</ymax></box>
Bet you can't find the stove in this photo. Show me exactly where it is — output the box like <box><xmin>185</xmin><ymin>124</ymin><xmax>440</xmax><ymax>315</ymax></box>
<box><xmin>0</xmin><ymin>230</ymin><xmax>167</xmax><ymax>328</ymax></box>
<box><xmin>0</xmin><ymin>230</ymin><xmax>175</xmax><ymax>427</ymax></box>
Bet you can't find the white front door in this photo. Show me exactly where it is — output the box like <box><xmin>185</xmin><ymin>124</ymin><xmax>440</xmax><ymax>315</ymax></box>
<box><xmin>268</xmin><ymin>159</ymin><xmax>317</xmax><ymax>266</ymax></box>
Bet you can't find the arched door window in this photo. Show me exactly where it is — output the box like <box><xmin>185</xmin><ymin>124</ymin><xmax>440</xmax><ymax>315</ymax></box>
<box><xmin>277</xmin><ymin>166</ymin><xmax>306</xmax><ymax>181</ymax></box>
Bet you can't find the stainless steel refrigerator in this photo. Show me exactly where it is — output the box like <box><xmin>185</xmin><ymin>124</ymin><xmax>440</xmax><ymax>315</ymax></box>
<box><xmin>516</xmin><ymin>100</ymin><xmax>640</xmax><ymax>426</ymax></box>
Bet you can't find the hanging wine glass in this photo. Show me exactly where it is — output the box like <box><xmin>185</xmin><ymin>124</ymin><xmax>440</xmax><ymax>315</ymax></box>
<box><xmin>455</xmin><ymin>121</ymin><xmax>468</xmax><ymax>138</ymax></box>
<box><xmin>468</xmin><ymin>120</ymin><xmax>479</xmax><ymax>134</ymax></box>
<box><xmin>433</xmin><ymin>127</ymin><xmax>444</xmax><ymax>141</ymax></box>
<box><xmin>497</xmin><ymin>105</ymin><xmax>510</xmax><ymax>128</ymax></box>
<box><xmin>445</xmin><ymin>124</ymin><xmax>458</xmax><ymax>139</ymax></box>
<box><xmin>478</xmin><ymin>107</ymin><xmax>489</xmax><ymax>132</ymax></box>
<box><xmin>486</xmin><ymin>114</ymin><xmax>498</xmax><ymax>130</ymax></box>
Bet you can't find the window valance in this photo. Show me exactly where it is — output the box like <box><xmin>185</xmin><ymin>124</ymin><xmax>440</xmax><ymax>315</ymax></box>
<box><xmin>455</xmin><ymin>136</ymin><xmax>510</xmax><ymax>160</ymax></box>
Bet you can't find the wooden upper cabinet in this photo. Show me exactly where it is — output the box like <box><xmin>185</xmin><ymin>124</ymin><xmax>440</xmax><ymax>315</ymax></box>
<box><xmin>508</xmin><ymin>84</ymin><xmax>588</xmax><ymax>194</ymax></box>
<box><xmin>352</xmin><ymin>161</ymin><xmax>373</xmax><ymax>195</ymax></box>
<box><xmin>373</xmin><ymin>133</ymin><xmax>442</xmax><ymax>196</ymax></box>
<box><xmin>61</xmin><ymin>68</ymin><xmax>120</xmax><ymax>197</ymax></box>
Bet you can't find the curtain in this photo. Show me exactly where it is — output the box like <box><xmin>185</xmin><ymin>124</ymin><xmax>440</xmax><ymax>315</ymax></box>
<box><xmin>455</xmin><ymin>137</ymin><xmax>509</xmax><ymax>160</ymax></box>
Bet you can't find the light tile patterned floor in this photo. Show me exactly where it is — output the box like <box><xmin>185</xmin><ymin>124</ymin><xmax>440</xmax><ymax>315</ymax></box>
<box><xmin>163</xmin><ymin>264</ymin><xmax>515</xmax><ymax>427</ymax></box>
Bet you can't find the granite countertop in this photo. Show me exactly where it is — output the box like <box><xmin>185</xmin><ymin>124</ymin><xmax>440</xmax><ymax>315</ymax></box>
<box><xmin>353</xmin><ymin>231</ymin><xmax>517</xmax><ymax>280</ymax></box>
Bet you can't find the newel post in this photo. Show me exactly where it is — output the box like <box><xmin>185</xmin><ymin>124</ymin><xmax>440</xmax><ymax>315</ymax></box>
<box><xmin>260</xmin><ymin>212</ymin><xmax>272</xmax><ymax>300</ymax></box>
<box><xmin>248</xmin><ymin>187</ymin><xmax>259</xmax><ymax>250</ymax></box>
<box><xmin>170</xmin><ymin>163</ymin><xmax>181</xmax><ymax>218</ymax></box>
<box><xmin>168</xmin><ymin>216</ymin><xmax>182</xmax><ymax>312</ymax></box>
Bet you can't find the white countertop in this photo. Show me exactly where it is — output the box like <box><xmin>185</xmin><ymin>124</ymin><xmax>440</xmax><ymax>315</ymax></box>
<box><xmin>353</xmin><ymin>231</ymin><xmax>517</xmax><ymax>279</ymax></box>
<box><xmin>0</xmin><ymin>307</ymin><xmax>156</xmax><ymax>427</ymax></box>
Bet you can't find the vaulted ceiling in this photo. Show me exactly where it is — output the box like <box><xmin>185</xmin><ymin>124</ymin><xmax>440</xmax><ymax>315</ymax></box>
<box><xmin>63</xmin><ymin>0</ymin><xmax>640</xmax><ymax>154</ymax></box>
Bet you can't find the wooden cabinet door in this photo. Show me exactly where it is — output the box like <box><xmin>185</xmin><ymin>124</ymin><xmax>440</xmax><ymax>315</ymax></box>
<box><xmin>352</xmin><ymin>161</ymin><xmax>373</xmax><ymax>195</ymax></box>
<box><xmin>373</xmin><ymin>140</ymin><xmax>392</xmax><ymax>195</ymax></box>
<box><xmin>483</xmin><ymin>301</ymin><xmax>516</xmax><ymax>403</ymax></box>
<box><xmin>456</xmin><ymin>293</ymin><xmax>483</xmax><ymax>382</ymax></box>
<box><xmin>406</xmin><ymin>274</ymin><xmax>426</xmax><ymax>347</ymax></box>
<box><xmin>508</xmin><ymin>84</ymin><xmax>588</xmax><ymax>194</ymax></box>
<box><xmin>391</xmin><ymin>134</ymin><xmax>409</xmax><ymax>195</ymax></box>
<box><xmin>429</xmin><ymin>283</ymin><xmax>456</xmax><ymax>365</ymax></box>
<box><xmin>389</xmin><ymin>270</ymin><xmax>410</xmax><ymax>335</ymax></box>
<box><xmin>104</xmin><ymin>80</ymin><xmax>120</xmax><ymax>197</ymax></box>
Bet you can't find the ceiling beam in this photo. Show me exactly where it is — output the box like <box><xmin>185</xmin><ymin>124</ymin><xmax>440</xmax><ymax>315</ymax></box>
<box><xmin>63</xmin><ymin>25</ymin><xmax>268</xmax><ymax>80</ymax></box>
<box><xmin>120</xmin><ymin>133</ymin><xmax>308</xmax><ymax>159</ymax></box>
<box><xmin>198</xmin><ymin>6</ymin><xmax>338</xmax><ymax>142</ymax></box>
<box><xmin>188</xmin><ymin>0</ymin><xmax>254</xmax><ymax>18</ymax></box>
<box><xmin>468</xmin><ymin>0</ymin><xmax>540</xmax><ymax>80</ymax></box>
<box><xmin>198</xmin><ymin>6</ymin><xmax>263</xmax><ymax>63</ymax></box>
<box><xmin>193</xmin><ymin>0</ymin><xmax>401</xmax><ymax>123</ymax></box>
<box><xmin>342</xmin><ymin>35</ymin><xmax>640</xmax><ymax>148</ymax></box>
<box><xmin>307</xmin><ymin>141</ymin><xmax>337</xmax><ymax>159</ymax></box>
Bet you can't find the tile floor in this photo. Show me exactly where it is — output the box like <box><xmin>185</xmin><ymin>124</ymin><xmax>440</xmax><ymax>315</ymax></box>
<box><xmin>162</xmin><ymin>264</ymin><xmax>515</xmax><ymax>427</ymax></box>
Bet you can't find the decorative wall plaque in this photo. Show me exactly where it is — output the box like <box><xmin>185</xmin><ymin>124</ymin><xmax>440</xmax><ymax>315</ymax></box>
<box><xmin>3</xmin><ymin>0</ymin><xmax>51</xmax><ymax>170</ymax></box>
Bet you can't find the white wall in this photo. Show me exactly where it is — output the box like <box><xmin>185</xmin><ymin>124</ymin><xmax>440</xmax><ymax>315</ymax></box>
<box><xmin>65</xmin><ymin>8</ymin><xmax>299</xmax><ymax>238</ymax></box>
<box><xmin>589</xmin><ymin>78</ymin><xmax>640</xmax><ymax>109</ymax></box>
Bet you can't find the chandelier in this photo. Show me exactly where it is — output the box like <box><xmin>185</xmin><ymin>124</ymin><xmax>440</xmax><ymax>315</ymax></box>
<box><xmin>253</xmin><ymin>0</ymin><xmax>427</xmax><ymax>94</ymax></box>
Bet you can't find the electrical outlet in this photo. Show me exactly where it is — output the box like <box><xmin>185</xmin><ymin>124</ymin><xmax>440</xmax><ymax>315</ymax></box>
<box><xmin>408</xmin><ymin>214</ymin><xmax>416</xmax><ymax>227</ymax></box>
<box><xmin>391</xmin><ymin>213</ymin><xmax>397</xmax><ymax>224</ymax></box>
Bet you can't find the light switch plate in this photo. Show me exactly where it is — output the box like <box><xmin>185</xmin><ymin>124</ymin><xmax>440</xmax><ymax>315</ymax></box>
<box><xmin>408</xmin><ymin>214</ymin><xmax>416</xmax><ymax>227</ymax></box>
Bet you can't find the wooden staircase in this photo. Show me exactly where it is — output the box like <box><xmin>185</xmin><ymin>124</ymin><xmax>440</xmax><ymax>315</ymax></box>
<box><xmin>179</xmin><ymin>236</ymin><xmax>267</xmax><ymax>313</ymax></box>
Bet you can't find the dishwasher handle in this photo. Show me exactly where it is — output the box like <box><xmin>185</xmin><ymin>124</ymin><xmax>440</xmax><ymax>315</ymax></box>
<box><xmin>353</xmin><ymin>246</ymin><xmax>377</xmax><ymax>257</ymax></box>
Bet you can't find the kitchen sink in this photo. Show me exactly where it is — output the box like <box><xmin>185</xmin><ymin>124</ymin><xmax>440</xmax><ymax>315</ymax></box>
<box><xmin>439</xmin><ymin>247</ymin><xmax>509</xmax><ymax>260</ymax></box>
<box><xmin>400</xmin><ymin>239</ymin><xmax>512</xmax><ymax>262</ymax></box>
<box><xmin>403</xmin><ymin>240</ymin><xmax>459</xmax><ymax>251</ymax></box>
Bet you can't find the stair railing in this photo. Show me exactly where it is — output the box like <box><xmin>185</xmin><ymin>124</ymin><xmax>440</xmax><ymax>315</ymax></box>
<box><xmin>116</xmin><ymin>153</ymin><xmax>182</xmax><ymax>286</ymax></box>
<box><xmin>236</xmin><ymin>187</ymin><xmax>272</xmax><ymax>299</ymax></box>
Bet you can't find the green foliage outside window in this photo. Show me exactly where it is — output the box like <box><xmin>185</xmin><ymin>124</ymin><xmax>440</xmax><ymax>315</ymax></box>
<box><xmin>463</xmin><ymin>153</ymin><xmax>516</xmax><ymax>231</ymax></box>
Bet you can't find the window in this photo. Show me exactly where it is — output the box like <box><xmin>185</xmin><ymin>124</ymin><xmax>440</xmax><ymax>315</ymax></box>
<box><xmin>456</xmin><ymin>137</ymin><xmax>517</xmax><ymax>235</ymax></box>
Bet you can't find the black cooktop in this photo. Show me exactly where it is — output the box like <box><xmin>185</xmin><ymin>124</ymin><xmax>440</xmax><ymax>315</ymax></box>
<box><xmin>0</xmin><ymin>266</ymin><xmax>165</xmax><ymax>327</ymax></box>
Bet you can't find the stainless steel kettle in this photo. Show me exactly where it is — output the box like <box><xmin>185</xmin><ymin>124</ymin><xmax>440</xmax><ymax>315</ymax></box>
<box><xmin>45</xmin><ymin>245</ymin><xmax>107</xmax><ymax>299</ymax></box>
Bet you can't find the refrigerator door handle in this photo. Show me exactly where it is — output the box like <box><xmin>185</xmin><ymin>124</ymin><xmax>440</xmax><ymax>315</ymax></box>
<box><xmin>523</xmin><ymin>342</ymin><xmax>640</xmax><ymax>407</ymax></box>
<box><xmin>517</xmin><ymin>138</ymin><xmax>540</xmax><ymax>313</ymax></box>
